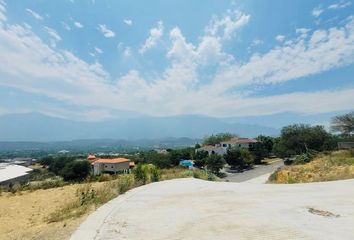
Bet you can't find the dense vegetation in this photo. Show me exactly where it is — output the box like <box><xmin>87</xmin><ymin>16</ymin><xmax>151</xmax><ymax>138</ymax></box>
<box><xmin>269</xmin><ymin>150</ymin><xmax>354</xmax><ymax>183</ymax></box>
<box><xmin>40</xmin><ymin>156</ymin><xmax>91</xmax><ymax>181</ymax></box>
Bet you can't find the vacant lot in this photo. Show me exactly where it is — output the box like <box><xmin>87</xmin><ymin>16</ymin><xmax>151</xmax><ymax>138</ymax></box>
<box><xmin>269</xmin><ymin>150</ymin><xmax>354</xmax><ymax>183</ymax></box>
<box><xmin>71</xmin><ymin>178</ymin><xmax>354</xmax><ymax>240</ymax></box>
<box><xmin>0</xmin><ymin>183</ymin><xmax>95</xmax><ymax>240</ymax></box>
<box><xmin>0</xmin><ymin>168</ymin><xmax>212</xmax><ymax>240</ymax></box>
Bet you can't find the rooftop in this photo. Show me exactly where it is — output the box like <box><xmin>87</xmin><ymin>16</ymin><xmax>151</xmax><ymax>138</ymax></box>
<box><xmin>221</xmin><ymin>137</ymin><xmax>258</xmax><ymax>144</ymax></box>
<box><xmin>93</xmin><ymin>158</ymin><xmax>131</xmax><ymax>164</ymax></box>
<box><xmin>0</xmin><ymin>164</ymin><xmax>33</xmax><ymax>183</ymax></box>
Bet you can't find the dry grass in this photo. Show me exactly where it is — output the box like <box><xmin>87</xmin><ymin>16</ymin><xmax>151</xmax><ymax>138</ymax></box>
<box><xmin>0</xmin><ymin>182</ymin><xmax>101</xmax><ymax>240</ymax></box>
<box><xmin>269</xmin><ymin>150</ymin><xmax>354</xmax><ymax>184</ymax></box>
<box><xmin>0</xmin><ymin>168</ymin><xmax>214</xmax><ymax>240</ymax></box>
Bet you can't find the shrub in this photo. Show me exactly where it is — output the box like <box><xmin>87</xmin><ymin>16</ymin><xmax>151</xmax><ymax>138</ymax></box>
<box><xmin>133</xmin><ymin>164</ymin><xmax>160</xmax><ymax>184</ymax></box>
<box><xmin>98</xmin><ymin>174</ymin><xmax>112</xmax><ymax>182</ymax></box>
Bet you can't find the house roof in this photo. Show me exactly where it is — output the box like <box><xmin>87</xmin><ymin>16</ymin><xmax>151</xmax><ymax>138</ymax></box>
<box><xmin>87</xmin><ymin>155</ymin><xmax>96</xmax><ymax>160</ymax></box>
<box><xmin>221</xmin><ymin>137</ymin><xmax>257</xmax><ymax>144</ymax></box>
<box><xmin>93</xmin><ymin>158</ymin><xmax>130</xmax><ymax>164</ymax></box>
<box><xmin>199</xmin><ymin>145</ymin><xmax>218</xmax><ymax>151</ymax></box>
<box><xmin>0</xmin><ymin>164</ymin><xmax>33</xmax><ymax>183</ymax></box>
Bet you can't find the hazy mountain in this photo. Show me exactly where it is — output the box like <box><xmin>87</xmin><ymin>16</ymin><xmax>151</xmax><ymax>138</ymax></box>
<box><xmin>0</xmin><ymin>112</ymin><xmax>279</xmax><ymax>142</ymax></box>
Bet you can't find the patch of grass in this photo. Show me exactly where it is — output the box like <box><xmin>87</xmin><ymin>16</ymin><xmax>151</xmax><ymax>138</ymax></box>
<box><xmin>46</xmin><ymin>167</ymin><xmax>217</xmax><ymax>223</ymax></box>
<box><xmin>160</xmin><ymin>167</ymin><xmax>216</xmax><ymax>181</ymax></box>
<box><xmin>269</xmin><ymin>150</ymin><xmax>354</xmax><ymax>184</ymax></box>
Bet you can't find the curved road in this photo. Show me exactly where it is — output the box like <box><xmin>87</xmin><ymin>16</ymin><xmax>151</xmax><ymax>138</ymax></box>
<box><xmin>223</xmin><ymin>159</ymin><xmax>284</xmax><ymax>182</ymax></box>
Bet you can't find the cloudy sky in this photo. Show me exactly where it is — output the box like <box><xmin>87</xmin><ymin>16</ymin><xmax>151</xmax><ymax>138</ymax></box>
<box><xmin>0</xmin><ymin>0</ymin><xmax>353</xmax><ymax>124</ymax></box>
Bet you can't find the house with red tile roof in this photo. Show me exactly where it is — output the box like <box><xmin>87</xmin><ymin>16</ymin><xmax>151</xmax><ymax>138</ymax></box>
<box><xmin>90</xmin><ymin>157</ymin><xmax>132</xmax><ymax>175</ymax></box>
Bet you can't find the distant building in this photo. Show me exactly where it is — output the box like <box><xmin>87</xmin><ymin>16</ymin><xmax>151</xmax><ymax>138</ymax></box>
<box><xmin>155</xmin><ymin>149</ymin><xmax>169</xmax><ymax>155</ymax></box>
<box><xmin>12</xmin><ymin>157</ymin><xmax>36</xmax><ymax>167</ymax></box>
<box><xmin>92</xmin><ymin>158</ymin><xmax>131</xmax><ymax>175</ymax></box>
<box><xmin>197</xmin><ymin>137</ymin><xmax>258</xmax><ymax>156</ymax></box>
<box><xmin>197</xmin><ymin>145</ymin><xmax>226</xmax><ymax>156</ymax></box>
<box><xmin>0</xmin><ymin>164</ymin><xmax>33</xmax><ymax>186</ymax></box>
<box><xmin>58</xmin><ymin>150</ymin><xmax>70</xmax><ymax>154</ymax></box>
<box><xmin>338</xmin><ymin>142</ymin><xmax>354</xmax><ymax>149</ymax></box>
<box><xmin>220</xmin><ymin>137</ymin><xmax>258</xmax><ymax>149</ymax></box>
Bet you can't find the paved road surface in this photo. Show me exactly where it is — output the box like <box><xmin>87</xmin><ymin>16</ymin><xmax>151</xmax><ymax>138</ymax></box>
<box><xmin>71</xmin><ymin>177</ymin><xmax>354</xmax><ymax>240</ymax></box>
<box><xmin>223</xmin><ymin>159</ymin><xmax>284</xmax><ymax>182</ymax></box>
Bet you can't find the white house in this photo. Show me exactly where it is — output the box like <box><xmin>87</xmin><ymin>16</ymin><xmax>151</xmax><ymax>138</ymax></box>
<box><xmin>197</xmin><ymin>137</ymin><xmax>258</xmax><ymax>156</ymax></box>
<box><xmin>92</xmin><ymin>158</ymin><xmax>131</xmax><ymax>175</ymax></box>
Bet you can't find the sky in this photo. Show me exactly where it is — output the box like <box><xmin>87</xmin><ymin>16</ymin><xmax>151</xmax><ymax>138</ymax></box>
<box><xmin>0</xmin><ymin>0</ymin><xmax>353</xmax><ymax>126</ymax></box>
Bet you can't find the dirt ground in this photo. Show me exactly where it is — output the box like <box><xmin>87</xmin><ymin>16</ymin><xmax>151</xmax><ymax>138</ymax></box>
<box><xmin>0</xmin><ymin>183</ymin><xmax>98</xmax><ymax>240</ymax></box>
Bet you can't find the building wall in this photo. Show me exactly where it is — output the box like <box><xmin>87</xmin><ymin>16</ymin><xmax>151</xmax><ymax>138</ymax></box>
<box><xmin>94</xmin><ymin>162</ymin><xmax>130</xmax><ymax>175</ymax></box>
<box><xmin>0</xmin><ymin>174</ymin><xmax>30</xmax><ymax>186</ymax></box>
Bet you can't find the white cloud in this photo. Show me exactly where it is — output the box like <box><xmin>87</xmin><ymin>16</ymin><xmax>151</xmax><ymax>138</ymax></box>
<box><xmin>98</xmin><ymin>24</ymin><xmax>115</xmax><ymax>38</ymax></box>
<box><xmin>123</xmin><ymin>47</ymin><xmax>131</xmax><ymax>57</ymax></box>
<box><xmin>44</xmin><ymin>26</ymin><xmax>61</xmax><ymax>48</ymax></box>
<box><xmin>0</xmin><ymin>0</ymin><xmax>7</xmax><ymax>22</ymax></box>
<box><xmin>74</xmin><ymin>21</ymin><xmax>83</xmax><ymax>28</ymax></box>
<box><xmin>328</xmin><ymin>1</ymin><xmax>352</xmax><ymax>9</ymax></box>
<box><xmin>94</xmin><ymin>47</ymin><xmax>103</xmax><ymax>54</ymax></box>
<box><xmin>296</xmin><ymin>28</ymin><xmax>311</xmax><ymax>38</ymax></box>
<box><xmin>205</xmin><ymin>10</ymin><xmax>250</xmax><ymax>39</ymax></box>
<box><xmin>0</xmin><ymin>7</ymin><xmax>353</xmax><ymax>119</ymax></box>
<box><xmin>62</xmin><ymin>22</ymin><xmax>71</xmax><ymax>31</ymax></box>
<box><xmin>275</xmin><ymin>35</ymin><xmax>285</xmax><ymax>42</ymax></box>
<box><xmin>251</xmin><ymin>39</ymin><xmax>263</xmax><ymax>46</ymax></box>
<box><xmin>208</xmin><ymin>17</ymin><xmax>354</xmax><ymax>94</ymax></box>
<box><xmin>26</xmin><ymin>8</ymin><xmax>44</xmax><ymax>21</ymax></box>
<box><xmin>312</xmin><ymin>6</ymin><xmax>324</xmax><ymax>17</ymax></box>
<box><xmin>139</xmin><ymin>21</ymin><xmax>164</xmax><ymax>54</ymax></box>
<box><xmin>167</xmin><ymin>26</ymin><xmax>234</xmax><ymax>66</ymax></box>
<box><xmin>124</xmin><ymin>19</ymin><xmax>133</xmax><ymax>26</ymax></box>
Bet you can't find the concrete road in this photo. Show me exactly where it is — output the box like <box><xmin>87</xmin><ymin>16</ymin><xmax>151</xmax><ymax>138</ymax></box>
<box><xmin>71</xmin><ymin>177</ymin><xmax>354</xmax><ymax>240</ymax></box>
<box><xmin>223</xmin><ymin>159</ymin><xmax>284</xmax><ymax>182</ymax></box>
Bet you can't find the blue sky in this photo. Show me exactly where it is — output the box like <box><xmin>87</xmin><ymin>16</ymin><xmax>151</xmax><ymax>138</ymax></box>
<box><xmin>0</xmin><ymin>0</ymin><xmax>353</xmax><ymax>126</ymax></box>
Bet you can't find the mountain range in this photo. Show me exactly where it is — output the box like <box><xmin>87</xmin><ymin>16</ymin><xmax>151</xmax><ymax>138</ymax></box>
<box><xmin>0</xmin><ymin>112</ymin><xmax>279</xmax><ymax>142</ymax></box>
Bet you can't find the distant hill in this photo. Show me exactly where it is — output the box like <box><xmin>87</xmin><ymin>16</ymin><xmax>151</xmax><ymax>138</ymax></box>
<box><xmin>0</xmin><ymin>112</ymin><xmax>279</xmax><ymax>142</ymax></box>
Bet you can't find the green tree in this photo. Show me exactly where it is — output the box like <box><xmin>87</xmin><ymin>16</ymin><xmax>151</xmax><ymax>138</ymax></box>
<box><xmin>224</xmin><ymin>148</ymin><xmax>242</xmax><ymax>168</ymax></box>
<box><xmin>59</xmin><ymin>160</ymin><xmax>91</xmax><ymax>181</ymax></box>
<box><xmin>275</xmin><ymin>124</ymin><xmax>334</xmax><ymax>157</ymax></box>
<box><xmin>331</xmin><ymin>112</ymin><xmax>354</xmax><ymax>137</ymax></box>
<box><xmin>202</xmin><ymin>133</ymin><xmax>236</xmax><ymax>145</ymax></box>
<box><xmin>138</xmin><ymin>151</ymin><xmax>171</xmax><ymax>168</ymax></box>
<box><xmin>224</xmin><ymin>148</ymin><xmax>255</xmax><ymax>168</ymax></box>
<box><xmin>168</xmin><ymin>148</ymin><xmax>194</xmax><ymax>166</ymax></box>
<box><xmin>205</xmin><ymin>154</ymin><xmax>225</xmax><ymax>175</ymax></box>
<box><xmin>249</xmin><ymin>142</ymin><xmax>266</xmax><ymax>164</ymax></box>
<box><xmin>194</xmin><ymin>150</ymin><xmax>209</xmax><ymax>168</ymax></box>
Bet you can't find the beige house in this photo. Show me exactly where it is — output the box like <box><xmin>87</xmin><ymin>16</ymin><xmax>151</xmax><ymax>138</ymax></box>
<box><xmin>92</xmin><ymin>158</ymin><xmax>131</xmax><ymax>175</ymax></box>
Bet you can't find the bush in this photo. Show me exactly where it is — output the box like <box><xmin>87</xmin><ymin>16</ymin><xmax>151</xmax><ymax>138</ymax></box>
<box><xmin>293</xmin><ymin>150</ymin><xmax>317</xmax><ymax>165</ymax></box>
<box><xmin>133</xmin><ymin>164</ymin><xmax>160</xmax><ymax>184</ymax></box>
<box><xmin>98</xmin><ymin>174</ymin><xmax>112</xmax><ymax>182</ymax></box>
